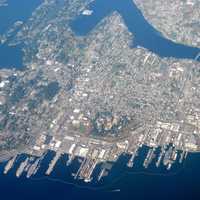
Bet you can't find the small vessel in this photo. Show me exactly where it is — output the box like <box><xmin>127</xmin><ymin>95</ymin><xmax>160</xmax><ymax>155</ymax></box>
<box><xmin>111</xmin><ymin>189</ymin><xmax>121</xmax><ymax>192</ymax></box>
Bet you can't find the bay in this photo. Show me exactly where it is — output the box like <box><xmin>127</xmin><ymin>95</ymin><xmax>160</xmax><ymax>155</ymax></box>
<box><xmin>70</xmin><ymin>0</ymin><xmax>200</xmax><ymax>61</ymax></box>
<box><xmin>0</xmin><ymin>0</ymin><xmax>42</xmax><ymax>69</ymax></box>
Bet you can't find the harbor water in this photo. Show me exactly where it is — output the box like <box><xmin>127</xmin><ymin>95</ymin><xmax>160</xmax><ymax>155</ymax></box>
<box><xmin>0</xmin><ymin>148</ymin><xmax>200</xmax><ymax>200</ymax></box>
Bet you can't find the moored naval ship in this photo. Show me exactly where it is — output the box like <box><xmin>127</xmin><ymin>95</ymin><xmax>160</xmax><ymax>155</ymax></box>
<box><xmin>16</xmin><ymin>158</ymin><xmax>29</xmax><ymax>178</ymax></box>
<box><xmin>127</xmin><ymin>148</ymin><xmax>139</xmax><ymax>168</ymax></box>
<box><xmin>26</xmin><ymin>154</ymin><xmax>46</xmax><ymax>178</ymax></box>
<box><xmin>45</xmin><ymin>152</ymin><xmax>62</xmax><ymax>175</ymax></box>
<box><xmin>26</xmin><ymin>158</ymin><xmax>40</xmax><ymax>178</ymax></box>
<box><xmin>3</xmin><ymin>155</ymin><xmax>18</xmax><ymax>174</ymax></box>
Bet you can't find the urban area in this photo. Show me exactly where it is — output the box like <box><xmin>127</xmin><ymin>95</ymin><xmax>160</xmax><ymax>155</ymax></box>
<box><xmin>0</xmin><ymin>0</ymin><xmax>200</xmax><ymax>183</ymax></box>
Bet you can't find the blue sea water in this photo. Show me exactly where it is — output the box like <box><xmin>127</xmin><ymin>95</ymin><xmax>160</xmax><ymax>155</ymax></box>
<box><xmin>0</xmin><ymin>0</ymin><xmax>42</xmax><ymax>68</ymax></box>
<box><xmin>0</xmin><ymin>43</ymin><xmax>23</xmax><ymax>68</ymax></box>
<box><xmin>0</xmin><ymin>148</ymin><xmax>200</xmax><ymax>200</ymax></box>
<box><xmin>70</xmin><ymin>0</ymin><xmax>200</xmax><ymax>61</ymax></box>
<box><xmin>0</xmin><ymin>0</ymin><xmax>200</xmax><ymax>199</ymax></box>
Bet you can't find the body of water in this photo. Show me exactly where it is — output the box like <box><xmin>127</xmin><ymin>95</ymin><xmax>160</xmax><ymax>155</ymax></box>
<box><xmin>0</xmin><ymin>44</ymin><xmax>23</xmax><ymax>68</ymax></box>
<box><xmin>0</xmin><ymin>148</ymin><xmax>200</xmax><ymax>200</ymax></box>
<box><xmin>70</xmin><ymin>0</ymin><xmax>200</xmax><ymax>61</ymax></box>
<box><xmin>0</xmin><ymin>0</ymin><xmax>42</xmax><ymax>68</ymax></box>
